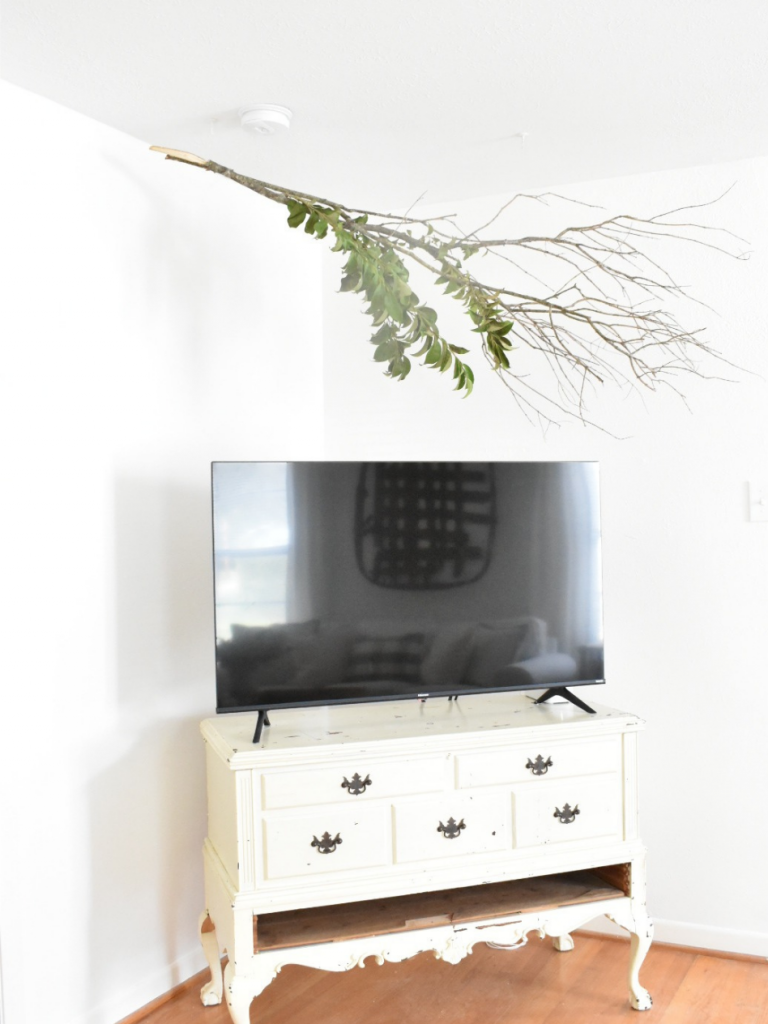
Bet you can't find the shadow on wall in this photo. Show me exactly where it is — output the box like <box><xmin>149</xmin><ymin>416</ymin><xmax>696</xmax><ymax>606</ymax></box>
<box><xmin>78</xmin><ymin>477</ymin><xmax>219</xmax><ymax>1015</ymax></box>
<box><xmin>101</xmin><ymin>150</ymin><xmax>242</xmax><ymax>401</ymax></box>
<box><xmin>112</xmin><ymin>475</ymin><xmax>215</xmax><ymax>712</ymax></box>
<box><xmin>86</xmin><ymin>717</ymin><xmax>207</xmax><ymax>1011</ymax></box>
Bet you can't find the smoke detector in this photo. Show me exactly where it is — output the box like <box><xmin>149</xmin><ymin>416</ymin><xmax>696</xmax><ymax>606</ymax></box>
<box><xmin>239</xmin><ymin>105</ymin><xmax>292</xmax><ymax>135</ymax></box>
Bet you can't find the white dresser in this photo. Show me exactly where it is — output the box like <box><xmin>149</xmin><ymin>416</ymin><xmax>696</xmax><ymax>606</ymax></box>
<box><xmin>198</xmin><ymin>693</ymin><xmax>653</xmax><ymax>1023</ymax></box>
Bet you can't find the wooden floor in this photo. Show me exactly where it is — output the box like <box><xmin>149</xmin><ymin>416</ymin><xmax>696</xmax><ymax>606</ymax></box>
<box><xmin>130</xmin><ymin>934</ymin><xmax>768</xmax><ymax>1024</ymax></box>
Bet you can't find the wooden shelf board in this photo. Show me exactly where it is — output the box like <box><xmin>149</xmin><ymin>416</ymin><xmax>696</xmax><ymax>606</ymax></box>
<box><xmin>254</xmin><ymin>869</ymin><xmax>624</xmax><ymax>952</ymax></box>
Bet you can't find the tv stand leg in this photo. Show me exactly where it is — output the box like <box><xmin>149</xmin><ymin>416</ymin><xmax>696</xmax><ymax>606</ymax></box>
<box><xmin>198</xmin><ymin>912</ymin><xmax>223</xmax><ymax>1005</ymax></box>
<box><xmin>224</xmin><ymin>962</ymin><xmax>255</xmax><ymax>1024</ymax></box>
<box><xmin>552</xmin><ymin>933</ymin><xmax>574</xmax><ymax>952</ymax></box>
<box><xmin>533</xmin><ymin>687</ymin><xmax>596</xmax><ymax>714</ymax></box>
<box><xmin>253</xmin><ymin>710</ymin><xmax>271</xmax><ymax>744</ymax></box>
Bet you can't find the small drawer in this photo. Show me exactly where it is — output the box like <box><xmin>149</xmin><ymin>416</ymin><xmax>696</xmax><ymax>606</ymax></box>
<box><xmin>261</xmin><ymin>756</ymin><xmax>445</xmax><ymax>809</ymax></box>
<box><xmin>394</xmin><ymin>792</ymin><xmax>509</xmax><ymax>864</ymax></box>
<box><xmin>514</xmin><ymin>775</ymin><xmax>622</xmax><ymax>847</ymax></box>
<box><xmin>456</xmin><ymin>737</ymin><xmax>620</xmax><ymax>788</ymax></box>
<box><xmin>262</xmin><ymin>806</ymin><xmax>391</xmax><ymax>879</ymax></box>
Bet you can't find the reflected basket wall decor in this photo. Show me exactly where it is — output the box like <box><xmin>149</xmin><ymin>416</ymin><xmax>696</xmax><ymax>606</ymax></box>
<box><xmin>354</xmin><ymin>462</ymin><xmax>496</xmax><ymax>590</ymax></box>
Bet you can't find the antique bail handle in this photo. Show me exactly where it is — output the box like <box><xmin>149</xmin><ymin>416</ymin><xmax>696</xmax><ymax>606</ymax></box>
<box><xmin>526</xmin><ymin>755</ymin><xmax>553</xmax><ymax>775</ymax></box>
<box><xmin>553</xmin><ymin>803</ymin><xmax>580</xmax><ymax>824</ymax></box>
<box><xmin>437</xmin><ymin>817</ymin><xmax>466</xmax><ymax>839</ymax></box>
<box><xmin>311</xmin><ymin>831</ymin><xmax>343</xmax><ymax>854</ymax></box>
<box><xmin>341</xmin><ymin>772</ymin><xmax>372</xmax><ymax>795</ymax></box>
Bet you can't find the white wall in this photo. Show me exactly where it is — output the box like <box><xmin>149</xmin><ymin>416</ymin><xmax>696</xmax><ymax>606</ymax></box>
<box><xmin>322</xmin><ymin>158</ymin><xmax>768</xmax><ymax>955</ymax></box>
<box><xmin>1</xmin><ymin>76</ymin><xmax>766</xmax><ymax>1024</ymax></box>
<box><xmin>0</xmin><ymin>81</ymin><xmax>324</xmax><ymax>1024</ymax></box>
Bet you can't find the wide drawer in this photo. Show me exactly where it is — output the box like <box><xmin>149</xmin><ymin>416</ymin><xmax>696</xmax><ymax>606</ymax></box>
<box><xmin>394</xmin><ymin>792</ymin><xmax>509</xmax><ymax>863</ymax></box>
<box><xmin>261</xmin><ymin>756</ymin><xmax>446</xmax><ymax>809</ymax></box>
<box><xmin>262</xmin><ymin>805</ymin><xmax>391</xmax><ymax>879</ymax></box>
<box><xmin>456</xmin><ymin>737</ymin><xmax>621</xmax><ymax>788</ymax></box>
<box><xmin>514</xmin><ymin>775</ymin><xmax>622</xmax><ymax>847</ymax></box>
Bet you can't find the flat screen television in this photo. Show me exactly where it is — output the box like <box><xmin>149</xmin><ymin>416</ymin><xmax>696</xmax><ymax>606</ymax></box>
<box><xmin>211</xmin><ymin>462</ymin><xmax>605</xmax><ymax>724</ymax></box>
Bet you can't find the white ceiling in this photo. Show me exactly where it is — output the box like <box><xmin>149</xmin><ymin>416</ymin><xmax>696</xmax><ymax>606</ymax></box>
<box><xmin>3</xmin><ymin>0</ymin><xmax>768</xmax><ymax>208</ymax></box>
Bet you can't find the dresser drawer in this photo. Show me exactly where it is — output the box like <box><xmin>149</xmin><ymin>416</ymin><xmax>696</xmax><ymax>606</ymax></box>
<box><xmin>514</xmin><ymin>775</ymin><xmax>622</xmax><ymax>847</ymax></box>
<box><xmin>394</xmin><ymin>792</ymin><xmax>510</xmax><ymax>864</ymax></box>
<box><xmin>261</xmin><ymin>756</ymin><xmax>446</xmax><ymax>809</ymax></box>
<box><xmin>262</xmin><ymin>806</ymin><xmax>391</xmax><ymax>879</ymax></box>
<box><xmin>457</xmin><ymin>737</ymin><xmax>620</xmax><ymax>788</ymax></box>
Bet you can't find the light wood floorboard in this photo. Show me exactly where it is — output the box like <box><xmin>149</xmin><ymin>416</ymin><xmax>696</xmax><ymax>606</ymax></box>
<box><xmin>122</xmin><ymin>934</ymin><xmax>768</xmax><ymax>1024</ymax></box>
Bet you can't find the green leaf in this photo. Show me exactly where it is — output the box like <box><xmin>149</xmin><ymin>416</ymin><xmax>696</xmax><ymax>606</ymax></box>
<box><xmin>371</xmin><ymin>323</ymin><xmax>395</xmax><ymax>344</ymax></box>
<box><xmin>448</xmin><ymin>345</ymin><xmax>469</xmax><ymax>355</ymax></box>
<box><xmin>314</xmin><ymin>219</ymin><xmax>329</xmax><ymax>239</ymax></box>
<box><xmin>425</xmin><ymin>340</ymin><xmax>442</xmax><ymax>365</ymax></box>
<box><xmin>339</xmin><ymin>272</ymin><xmax>361</xmax><ymax>292</ymax></box>
<box><xmin>374</xmin><ymin>340</ymin><xmax>399</xmax><ymax>362</ymax></box>
<box><xmin>412</xmin><ymin>334</ymin><xmax>434</xmax><ymax>358</ymax></box>
<box><xmin>287</xmin><ymin>208</ymin><xmax>307</xmax><ymax>228</ymax></box>
<box><xmin>384</xmin><ymin>291</ymin><xmax>405</xmax><ymax>322</ymax></box>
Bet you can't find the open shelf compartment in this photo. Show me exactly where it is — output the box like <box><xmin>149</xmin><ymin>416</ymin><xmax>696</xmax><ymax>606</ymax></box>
<box><xmin>253</xmin><ymin>865</ymin><xmax>630</xmax><ymax>952</ymax></box>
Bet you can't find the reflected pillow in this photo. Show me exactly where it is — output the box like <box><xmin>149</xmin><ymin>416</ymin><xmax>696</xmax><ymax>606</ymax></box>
<box><xmin>465</xmin><ymin>623</ymin><xmax>538</xmax><ymax>687</ymax></box>
<box><xmin>477</xmin><ymin>617</ymin><xmax>547</xmax><ymax>662</ymax></box>
<box><xmin>344</xmin><ymin>633</ymin><xmax>427</xmax><ymax>683</ymax></box>
<box><xmin>420</xmin><ymin>626</ymin><xmax>475</xmax><ymax>688</ymax></box>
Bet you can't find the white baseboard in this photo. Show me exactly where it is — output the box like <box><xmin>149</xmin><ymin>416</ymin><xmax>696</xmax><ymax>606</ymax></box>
<box><xmin>580</xmin><ymin>914</ymin><xmax>768</xmax><ymax>959</ymax></box>
<box><xmin>83</xmin><ymin>946</ymin><xmax>207</xmax><ymax>1024</ymax></box>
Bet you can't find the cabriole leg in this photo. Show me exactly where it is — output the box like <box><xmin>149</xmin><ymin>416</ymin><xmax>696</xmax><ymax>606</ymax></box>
<box><xmin>552</xmin><ymin>933</ymin><xmax>575</xmax><ymax>952</ymax></box>
<box><xmin>224</xmin><ymin>960</ymin><xmax>255</xmax><ymax>1024</ymax></box>
<box><xmin>627</xmin><ymin>914</ymin><xmax>654</xmax><ymax>1011</ymax></box>
<box><xmin>199</xmin><ymin>911</ymin><xmax>223</xmax><ymax>1006</ymax></box>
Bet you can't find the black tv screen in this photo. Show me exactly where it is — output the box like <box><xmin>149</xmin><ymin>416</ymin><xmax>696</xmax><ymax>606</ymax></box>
<box><xmin>211</xmin><ymin>461</ymin><xmax>605</xmax><ymax>713</ymax></box>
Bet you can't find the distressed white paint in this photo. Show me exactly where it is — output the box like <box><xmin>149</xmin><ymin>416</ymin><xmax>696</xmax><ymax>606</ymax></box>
<box><xmin>201</xmin><ymin>694</ymin><xmax>652</xmax><ymax>1021</ymax></box>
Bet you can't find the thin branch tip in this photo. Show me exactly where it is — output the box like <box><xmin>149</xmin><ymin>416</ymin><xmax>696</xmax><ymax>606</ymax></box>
<box><xmin>150</xmin><ymin>146</ymin><xmax>209</xmax><ymax>166</ymax></box>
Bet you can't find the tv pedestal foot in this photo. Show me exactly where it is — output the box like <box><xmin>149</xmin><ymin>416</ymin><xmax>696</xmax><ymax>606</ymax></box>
<box><xmin>199</xmin><ymin>694</ymin><xmax>652</xmax><ymax>1022</ymax></box>
<box><xmin>533</xmin><ymin>686</ymin><xmax>597</xmax><ymax>714</ymax></box>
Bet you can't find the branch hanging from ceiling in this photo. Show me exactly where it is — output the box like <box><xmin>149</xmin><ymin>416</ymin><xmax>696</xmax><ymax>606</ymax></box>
<box><xmin>151</xmin><ymin>146</ymin><xmax>747</xmax><ymax>428</ymax></box>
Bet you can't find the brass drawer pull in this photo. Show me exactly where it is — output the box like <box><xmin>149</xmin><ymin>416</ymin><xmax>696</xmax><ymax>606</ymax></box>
<box><xmin>526</xmin><ymin>755</ymin><xmax>553</xmax><ymax>775</ymax></box>
<box><xmin>437</xmin><ymin>817</ymin><xmax>466</xmax><ymax>839</ymax></box>
<box><xmin>553</xmin><ymin>803</ymin><xmax>580</xmax><ymax>824</ymax></box>
<box><xmin>341</xmin><ymin>773</ymin><xmax>372</xmax><ymax>795</ymax></box>
<box><xmin>311</xmin><ymin>831</ymin><xmax>343</xmax><ymax>854</ymax></box>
